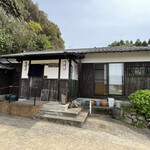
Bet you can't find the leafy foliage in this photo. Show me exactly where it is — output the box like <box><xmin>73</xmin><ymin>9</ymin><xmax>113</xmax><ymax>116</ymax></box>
<box><xmin>109</xmin><ymin>39</ymin><xmax>149</xmax><ymax>47</ymax></box>
<box><xmin>0</xmin><ymin>0</ymin><xmax>65</xmax><ymax>54</ymax></box>
<box><xmin>128</xmin><ymin>90</ymin><xmax>150</xmax><ymax>118</ymax></box>
<box><xmin>134</xmin><ymin>39</ymin><xmax>142</xmax><ymax>46</ymax></box>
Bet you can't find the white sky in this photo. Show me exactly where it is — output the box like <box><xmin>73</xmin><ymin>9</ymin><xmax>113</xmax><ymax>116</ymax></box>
<box><xmin>33</xmin><ymin>0</ymin><xmax>150</xmax><ymax>49</ymax></box>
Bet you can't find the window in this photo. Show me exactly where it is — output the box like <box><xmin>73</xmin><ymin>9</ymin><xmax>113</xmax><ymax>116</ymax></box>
<box><xmin>127</xmin><ymin>66</ymin><xmax>150</xmax><ymax>77</ymax></box>
<box><xmin>28</xmin><ymin>64</ymin><xmax>44</xmax><ymax>77</ymax></box>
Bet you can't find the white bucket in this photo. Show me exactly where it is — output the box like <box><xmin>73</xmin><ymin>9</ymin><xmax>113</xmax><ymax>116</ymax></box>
<box><xmin>115</xmin><ymin>101</ymin><xmax>122</xmax><ymax>108</ymax></box>
<box><xmin>108</xmin><ymin>98</ymin><xmax>115</xmax><ymax>107</ymax></box>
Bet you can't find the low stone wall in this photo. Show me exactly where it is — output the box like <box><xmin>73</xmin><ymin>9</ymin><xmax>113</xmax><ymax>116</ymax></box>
<box><xmin>124</xmin><ymin>109</ymin><xmax>150</xmax><ymax>129</ymax></box>
<box><xmin>0</xmin><ymin>103</ymin><xmax>43</xmax><ymax>118</ymax></box>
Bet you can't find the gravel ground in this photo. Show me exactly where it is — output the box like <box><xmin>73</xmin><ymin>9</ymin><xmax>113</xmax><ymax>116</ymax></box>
<box><xmin>0</xmin><ymin>114</ymin><xmax>150</xmax><ymax>150</ymax></box>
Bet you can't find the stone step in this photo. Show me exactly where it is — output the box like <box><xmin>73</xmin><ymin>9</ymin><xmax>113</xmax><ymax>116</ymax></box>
<box><xmin>43</xmin><ymin>103</ymin><xmax>69</xmax><ymax>110</ymax></box>
<box><xmin>84</xmin><ymin>106</ymin><xmax>111</xmax><ymax>115</ymax></box>
<box><xmin>35</xmin><ymin>111</ymin><xmax>89</xmax><ymax>128</ymax></box>
<box><xmin>39</xmin><ymin>107</ymin><xmax>82</xmax><ymax>118</ymax></box>
<box><xmin>45</xmin><ymin>101</ymin><xmax>61</xmax><ymax>105</ymax></box>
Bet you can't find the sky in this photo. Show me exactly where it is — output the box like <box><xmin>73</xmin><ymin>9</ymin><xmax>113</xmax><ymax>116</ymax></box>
<box><xmin>33</xmin><ymin>0</ymin><xmax>150</xmax><ymax>49</ymax></box>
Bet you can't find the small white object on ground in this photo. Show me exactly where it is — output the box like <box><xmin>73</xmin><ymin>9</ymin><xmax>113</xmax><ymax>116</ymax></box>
<box><xmin>108</xmin><ymin>98</ymin><xmax>115</xmax><ymax>107</ymax></box>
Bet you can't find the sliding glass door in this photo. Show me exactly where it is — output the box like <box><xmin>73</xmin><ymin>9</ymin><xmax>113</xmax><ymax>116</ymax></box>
<box><xmin>94</xmin><ymin>63</ymin><xmax>124</xmax><ymax>96</ymax></box>
<box><xmin>109</xmin><ymin>63</ymin><xmax>124</xmax><ymax>95</ymax></box>
<box><xmin>94</xmin><ymin>64</ymin><xmax>107</xmax><ymax>95</ymax></box>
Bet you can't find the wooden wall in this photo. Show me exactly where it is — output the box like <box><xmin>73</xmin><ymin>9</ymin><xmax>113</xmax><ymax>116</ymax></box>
<box><xmin>79</xmin><ymin>62</ymin><xmax>150</xmax><ymax>99</ymax></box>
<box><xmin>43</xmin><ymin>79</ymin><xmax>58</xmax><ymax>100</ymax></box>
<box><xmin>70</xmin><ymin>80</ymin><xmax>78</xmax><ymax>100</ymax></box>
<box><xmin>20</xmin><ymin>78</ymin><xmax>69</xmax><ymax>101</ymax></box>
<box><xmin>0</xmin><ymin>63</ymin><xmax>21</xmax><ymax>95</ymax></box>
<box><xmin>124</xmin><ymin>62</ymin><xmax>150</xmax><ymax>96</ymax></box>
<box><xmin>20</xmin><ymin>79</ymin><xmax>29</xmax><ymax>98</ymax></box>
<box><xmin>79</xmin><ymin>63</ymin><xmax>94</xmax><ymax>97</ymax></box>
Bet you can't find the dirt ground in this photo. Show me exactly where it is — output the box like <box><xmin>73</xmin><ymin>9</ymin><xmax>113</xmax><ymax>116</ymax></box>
<box><xmin>0</xmin><ymin>114</ymin><xmax>150</xmax><ymax>150</ymax></box>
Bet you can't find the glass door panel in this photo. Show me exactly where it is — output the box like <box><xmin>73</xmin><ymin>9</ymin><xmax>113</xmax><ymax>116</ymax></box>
<box><xmin>109</xmin><ymin>63</ymin><xmax>124</xmax><ymax>95</ymax></box>
<box><xmin>94</xmin><ymin>64</ymin><xmax>107</xmax><ymax>95</ymax></box>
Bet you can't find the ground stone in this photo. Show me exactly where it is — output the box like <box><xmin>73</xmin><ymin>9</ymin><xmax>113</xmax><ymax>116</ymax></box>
<box><xmin>137</xmin><ymin>115</ymin><xmax>145</xmax><ymax>121</ymax></box>
<box><xmin>131</xmin><ymin>116</ymin><xmax>136</xmax><ymax>119</ymax></box>
<box><xmin>124</xmin><ymin>116</ymin><xmax>133</xmax><ymax>124</ymax></box>
<box><xmin>132</xmin><ymin>116</ymin><xmax>138</xmax><ymax>123</ymax></box>
<box><xmin>127</xmin><ymin>114</ymin><xmax>132</xmax><ymax>118</ymax></box>
<box><xmin>131</xmin><ymin>112</ymin><xmax>137</xmax><ymax>116</ymax></box>
<box><xmin>133</xmin><ymin>118</ymin><xmax>138</xmax><ymax>123</ymax></box>
<box><xmin>146</xmin><ymin>118</ymin><xmax>150</xmax><ymax>122</ymax></box>
<box><xmin>111</xmin><ymin>107</ymin><xmax>123</xmax><ymax>119</ymax></box>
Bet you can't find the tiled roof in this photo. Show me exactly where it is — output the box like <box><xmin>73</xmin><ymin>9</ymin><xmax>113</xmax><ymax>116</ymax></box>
<box><xmin>1</xmin><ymin>46</ymin><xmax>150</xmax><ymax>58</ymax></box>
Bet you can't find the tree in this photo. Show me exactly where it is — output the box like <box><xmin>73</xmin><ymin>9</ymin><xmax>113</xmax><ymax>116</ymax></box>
<box><xmin>35</xmin><ymin>34</ymin><xmax>52</xmax><ymax>50</ymax></box>
<box><xmin>142</xmin><ymin>41</ymin><xmax>148</xmax><ymax>46</ymax></box>
<box><xmin>0</xmin><ymin>0</ymin><xmax>65</xmax><ymax>55</ymax></box>
<box><xmin>125</xmin><ymin>40</ymin><xmax>130</xmax><ymax>46</ymax></box>
<box><xmin>0</xmin><ymin>29</ymin><xmax>13</xmax><ymax>54</ymax></box>
<box><xmin>0</xmin><ymin>0</ymin><xmax>22</xmax><ymax>18</ymax></box>
<box><xmin>120</xmin><ymin>40</ymin><xmax>125</xmax><ymax>45</ymax></box>
<box><xmin>134</xmin><ymin>39</ymin><xmax>142</xmax><ymax>46</ymax></box>
<box><xmin>130</xmin><ymin>40</ymin><xmax>133</xmax><ymax>45</ymax></box>
<box><xmin>148</xmin><ymin>39</ymin><xmax>150</xmax><ymax>45</ymax></box>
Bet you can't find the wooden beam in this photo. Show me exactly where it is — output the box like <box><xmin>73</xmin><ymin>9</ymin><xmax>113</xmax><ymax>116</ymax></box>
<box><xmin>68</xmin><ymin>58</ymin><xmax>72</xmax><ymax>102</ymax></box>
<box><xmin>28</xmin><ymin>60</ymin><xmax>31</xmax><ymax>99</ymax></box>
<box><xmin>57</xmin><ymin>59</ymin><xmax>61</xmax><ymax>101</ymax></box>
<box><xmin>72</xmin><ymin>59</ymin><xmax>78</xmax><ymax>64</ymax></box>
<box><xmin>16</xmin><ymin>55</ymin><xmax>84</xmax><ymax>62</ymax></box>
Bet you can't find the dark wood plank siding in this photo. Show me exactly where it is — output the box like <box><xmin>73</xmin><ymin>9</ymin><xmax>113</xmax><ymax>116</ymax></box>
<box><xmin>60</xmin><ymin>80</ymin><xmax>69</xmax><ymax>101</ymax></box>
<box><xmin>30</xmin><ymin>77</ymin><xmax>44</xmax><ymax>97</ymax></box>
<box><xmin>20</xmin><ymin>79</ymin><xmax>29</xmax><ymax>98</ymax></box>
<box><xmin>43</xmin><ymin>79</ymin><xmax>58</xmax><ymax>100</ymax></box>
<box><xmin>70</xmin><ymin>80</ymin><xmax>78</xmax><ymax>100</ymax></box>
<box><xmin>0</xmin><ymin>63</ymin><xmax>21</xmax><ymax>95</ymax></box>
<box><xmin>20</xmin><ymin>79</ymin><xmax>69</xmax><ymax>101</ymax></box>
<box><xmin>0</xmin><ymin>70</ymin><xmax>10</xmax><ymax>94</ymax></box>
<box><xmin>125</xmin><ymin>62</ymin><xmax>150</xmax><ymax>96</ymax></box>
<box><xmin>79</xmin><ymin>63</ymin><xmax>94</xmax><ymax>97</ymax></box>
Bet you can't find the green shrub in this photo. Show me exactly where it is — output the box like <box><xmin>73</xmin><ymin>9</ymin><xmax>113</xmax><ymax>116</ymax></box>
<box><xmin>128</xmin><ymin>90</ymin><xmax>150</xmax><ymax>118</ymax></box>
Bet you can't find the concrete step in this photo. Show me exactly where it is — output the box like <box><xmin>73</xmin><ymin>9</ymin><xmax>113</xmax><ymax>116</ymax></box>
<box><xmin>84</xmin><ymin>106</ymin><xmax>111</xmax><ymax>115</ymax></box>
<box><xmin>39</xmin><ymin>107</ymin><xmax>82</xmax><ymax>118</ymax></box>
<box><xmin>43</xmin><ymin>102</ymin><xmax>69</xmax><ymax>110</ymax></box>
<box><xmin>35</xmin><ymin>110</ymin><xmax>89</xmax><ymax>128</ymax></box>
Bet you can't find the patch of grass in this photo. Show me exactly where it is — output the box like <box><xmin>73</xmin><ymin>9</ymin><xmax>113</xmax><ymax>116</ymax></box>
<box><xmin>135</xmin><ymin>122</ymin><xmax>147</xmax><ymax>129</ymax></box>
<box><xmin>121</xmin><ymin>105</ymin><xmax>133</xmax><ymax>112</ymax></box>
<box><xmin>119</xmin><ymin>115</ymin><xmax>125</xmax><ymax>123</ymax></box>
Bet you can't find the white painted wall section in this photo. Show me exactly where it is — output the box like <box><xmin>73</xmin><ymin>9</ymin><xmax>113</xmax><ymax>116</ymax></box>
<box><xmin>44</xmin><ymin>65</ymin><xmax>58</xmax><ymax>79</ymax></box>
<box><xmin>21</xmin><ymin>59</ymin><xmax>70</xmax><ymax>79</ymax></box>
<box><xmin>21</xmin><ymin>61</ymin><xmax>29</xmax><ymax>79</ymax></box>
<box><xmin>60</xmin><ymin>59</ymin><xmax>69</xmax><ymax>79</ymax></box>
<box><xmin>82</xmin><ymin>51</ymin><xmax>150</xmax><ymax>63</ymax></box>
<box><xmin>71</xmin><ymin>61</ymin><xmax>78</xmax><ymax>80</ymax></box>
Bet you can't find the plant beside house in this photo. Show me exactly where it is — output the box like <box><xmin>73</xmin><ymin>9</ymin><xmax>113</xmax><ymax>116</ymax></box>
<box><xmin>120</xmin><ymin>90</ymin><xmax>150</xmax><ymax>129</ymax></box>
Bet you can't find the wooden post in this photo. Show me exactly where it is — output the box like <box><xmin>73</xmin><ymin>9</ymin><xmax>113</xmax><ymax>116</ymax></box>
<box><xmin>28</xmin><ymin>60</ymin><xmax>31</xmax><ymax>99</ymax></box>
<box><xmin>9</xmin><ymin>85</ymin><xmax>12</xmax><ymax>103</ymax></box>
<box><xmin>34</xmin><ymin>89</ymin><xmax>36</xmax><ymax>106</ymax></box>
<box><xmin>19</xmin><ymin>61</ymin><xmax>22</xmax><ymax>99</ymax></box>
<box><xmin>57</xmin><ymin>59</ymin><xmax>61</xmax><ymax>101</ymax></box>
<box><xmin>68</xmin><ymin>58</ymin><xmax>72</xmax><ymax>102</ymax></box>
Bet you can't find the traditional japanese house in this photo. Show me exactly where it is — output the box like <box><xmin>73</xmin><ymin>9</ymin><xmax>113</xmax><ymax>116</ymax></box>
<box><xmin>1</xmin><ymin>46</ymin><xmax>150</xmax><ymax>101</ymax></box>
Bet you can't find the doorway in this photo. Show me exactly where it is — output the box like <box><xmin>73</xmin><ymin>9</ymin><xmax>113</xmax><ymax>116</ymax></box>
<box><xmin>94</xmin><ymin>64</ymin><xmax>107</xmax><ymax>95</ymax></box>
